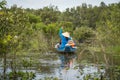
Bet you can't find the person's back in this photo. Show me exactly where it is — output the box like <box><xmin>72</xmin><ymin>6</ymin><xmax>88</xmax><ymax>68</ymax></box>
<box><xmin>58</xmin><ymin>27</ymin><xmax>71</xmax><ymax>50</ymax></box>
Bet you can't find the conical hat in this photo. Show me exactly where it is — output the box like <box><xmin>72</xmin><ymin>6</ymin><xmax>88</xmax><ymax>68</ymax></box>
<box><xmin>62</xmin><ymin>32</ymin><xmax>70</xmax><ymax>37</ymax></box>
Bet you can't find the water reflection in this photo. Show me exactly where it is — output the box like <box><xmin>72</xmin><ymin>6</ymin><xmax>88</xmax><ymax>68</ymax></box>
<box><xmin>59</xmin><ymin>53</ymin><xmax>76</xmax><ymax>70</ymax></box>
<box><xmin>0</xmin><ymin>53</ymin><xmax>105</xmax><ymax>80</ymax></box>
<box><xmin>57</xmin><ymin>53</ymin><xmax>105</xmax><ymax>80</ymax></box>
<box><xmin>58</xmin><ymin>53</ymin><xmax>80</xmax><ymax>80</ymax></box>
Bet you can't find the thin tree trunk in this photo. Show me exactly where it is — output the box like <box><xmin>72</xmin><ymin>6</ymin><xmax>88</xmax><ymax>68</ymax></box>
<box><xmin>13</xmin><ymin>50</ymin><xmax>17</xmax><ymax>80</ymax></box>
<box><xmin>100</xmin><ymin>43</ymin><xmax>108</xmax><ymax>66</ymax></box>
<box><xmin>3</xmin><ymin>53</ymin><xmax>7</xmax><ymax>80</ymax></box>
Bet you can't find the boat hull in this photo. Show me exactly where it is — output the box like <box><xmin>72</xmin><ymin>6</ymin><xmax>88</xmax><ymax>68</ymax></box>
<box><xmin>56</xmin><ymin>46</ymin><xmax>77</xmax><ymax>53</ymax></box>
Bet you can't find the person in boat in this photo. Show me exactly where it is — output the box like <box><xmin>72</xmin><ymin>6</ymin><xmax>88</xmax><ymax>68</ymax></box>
<box><xmin>66</xmin><ymin>39</ymin><xmax>76</xmax><ymax>48</ymax></box>
<box><xmin>57</xmin><ymin>27</ymin><xmax>72</xmax><ymax>50</ymax></box>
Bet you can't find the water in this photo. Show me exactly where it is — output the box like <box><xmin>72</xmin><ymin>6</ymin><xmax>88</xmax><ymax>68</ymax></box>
<box><xmin>33</xmin><ymin>53</ymin><xmax>105</xmax><ymax>80</ymax></box>
<box><xmin>0</xmin><ymin>53</ymin><xmax>105</xmax><ymax>80</ymax></box>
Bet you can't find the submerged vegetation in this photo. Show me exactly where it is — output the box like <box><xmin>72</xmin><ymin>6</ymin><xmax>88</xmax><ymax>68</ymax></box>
<box><xmin>0</xmin><ymin>0</ymin><xmax>120</xmax><ymax>80</ymax></box>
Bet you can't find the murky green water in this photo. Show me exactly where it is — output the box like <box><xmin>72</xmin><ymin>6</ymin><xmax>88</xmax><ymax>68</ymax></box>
<box><xmin>0</xmin><ymin>53</ymin><xmax>105</xmax><ymax>80</ymax></box>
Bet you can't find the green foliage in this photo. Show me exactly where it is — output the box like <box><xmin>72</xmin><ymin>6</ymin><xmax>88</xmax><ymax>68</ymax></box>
<box><xmin>8</xmin><ymin>71</ymin><xmax>35</xmax><ymax>80</ymax></box>
<box><xmin>107</xmin><ymin>46</ymin><xmax>120</xmax><ymax>54</ymax></box>
<box><xmin>39</xmin><ymin>6</ymin><xmax>60</xmax><ymax>24</ymax></box>
<box><xmin>46</xmin><ymin>23</ymin><xmax>58</xmax><ymax>35</ymax></box>
<box><xmin>62</xmin><ymin>21</ymin><xmax>74</xmax><ymax>32</ymax></box>
<box><xmin>28</xmin><ymin>13</ymin><xmax>40</xmax><ymax>23</ymax></box>
<box><xmin>0</xmin><ymin>0</ymin><xmax>6</xmax><ymax>9</ymax></box>
<box><xmin>43</xmin><ymin>77</ymin><xmax>59</xmax><ymax>80</ymax></box>
<box><xmin>96</xmin><ymin>2</ymin><xmax>120</xmax><ymax>53</ymax></box>
<box><xmin>36</xmin><ymin>22</ymin><xmax>46</xmax><ymax>30</ymax></box>
<box><xmin>2</xmin><ymin>35</ymin><xmax>12</xmax><ymax>45</ymax></box>
<box><xmin>22</xmin><ymin>58</ymin><xmax>32</xmax><ymax>68</ymax></box>
<box><xmin>73</xmin><ymin>26</ymin><xmax>94</xmax><ymax>41</ymax></box>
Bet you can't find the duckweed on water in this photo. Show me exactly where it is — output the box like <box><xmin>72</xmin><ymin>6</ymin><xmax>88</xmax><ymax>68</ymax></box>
<box><xmin>7</xmin><ymin>71</ymin><xmax>35</xmax><ymax>80</ymax></box>
<box><xmin>43</xmin><ymin>77</ymin><xmax>59</xmax><ymax>80</ymax></box>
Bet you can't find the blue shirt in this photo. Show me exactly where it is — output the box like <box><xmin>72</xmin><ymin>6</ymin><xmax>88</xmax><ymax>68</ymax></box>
<box><xmin>59</xmin><ymin>28</ymin><xmax>71</xmax><ymax>49</ymax></box>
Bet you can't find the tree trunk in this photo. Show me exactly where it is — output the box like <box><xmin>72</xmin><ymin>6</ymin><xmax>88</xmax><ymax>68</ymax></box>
<box><xmin>3</xmin><ymin>53</ymin><xmax>7</xmax><ymax>80</ymax></box>
<box><xmin>100</xmin><ymin>43</ymin><xmax>108</xmax><ymax>66</ymax></box>
<box><xmin>13</xmin><ymin>51</ymin><xmax>17</xmax><ymax>80</ymax></box>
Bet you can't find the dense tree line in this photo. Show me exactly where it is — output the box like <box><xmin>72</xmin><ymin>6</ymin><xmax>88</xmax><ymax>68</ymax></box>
<box><xmin>0</xmin><ymin>0</ymin><xmax>120</xmax><ymax>79</ymax></box>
